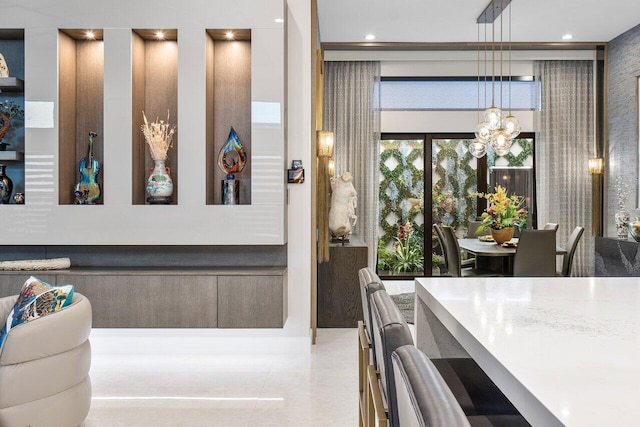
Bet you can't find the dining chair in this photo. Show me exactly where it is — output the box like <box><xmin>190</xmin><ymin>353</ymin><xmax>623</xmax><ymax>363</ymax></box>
<box><xmin>542</xmin><ymin>222</ymin><xmax>559</xmax><ymax>232</ymax></box>
<box><xmin>441</xmin><ymin>226</ymin><xmax>499</xmax><ymax>277</ymax></box>
<box><xmin>512</xmin><ymin>229</ymin><xmax>556</xmax><ymax>277</ymax></box>
<box><xmin>392</xmin><ymin>345</ymin><xmax>530</xmax><ymax>427</ymax></box>
<box><xmin>435</xmin><ymin>223</ymin><xmax>474</xmax><ymax>272</ymax></box>
<box><xmin>559</xmin><ymin>226</ymin><xmax>585</xmax><ymax>277</ymax></box>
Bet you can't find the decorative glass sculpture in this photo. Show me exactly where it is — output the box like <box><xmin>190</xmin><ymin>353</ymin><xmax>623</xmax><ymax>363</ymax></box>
<box><xmin>217</xmin><ymin>127</ymin><xmax>247</xmax><ymax>205</ymax></box>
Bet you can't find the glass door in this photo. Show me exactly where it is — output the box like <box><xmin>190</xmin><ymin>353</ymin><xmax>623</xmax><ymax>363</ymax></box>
<box><xmin>377</xmin><ymin>137</ymin><xmax>425</xmax><ymax>278</ymax></box>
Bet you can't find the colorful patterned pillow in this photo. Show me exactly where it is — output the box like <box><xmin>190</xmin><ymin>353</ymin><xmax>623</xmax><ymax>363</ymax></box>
<box><xmin>0</xmin><ymin>276</ymin><xmax>74</xmax><ymax>351</ymax></box>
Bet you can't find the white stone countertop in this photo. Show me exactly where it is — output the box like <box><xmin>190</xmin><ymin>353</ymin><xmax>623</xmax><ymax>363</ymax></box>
<box><xmin>415</xmin><ymin>276</ymin><xmax>640</xmax><ymax>427</ymax></box>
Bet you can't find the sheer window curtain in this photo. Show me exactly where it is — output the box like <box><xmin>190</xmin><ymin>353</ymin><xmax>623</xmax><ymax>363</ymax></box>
<box><xmin>535</xmin><ymin>60</ymin><xmax>594</xmax><ymax>276</ymax></box>
<box><xmin>323</xmin><ymin>61</ymin><xmax>381</xmax><ymax>268</ymax></box>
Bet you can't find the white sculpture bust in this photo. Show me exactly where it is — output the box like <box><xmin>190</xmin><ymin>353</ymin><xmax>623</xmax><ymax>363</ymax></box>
<box><xmin>0</xmin><ymin>54</ymin><xmax>8</xmax><ymax>78</ymax></box>
<box><xmin>329</xmin><ymin>171</ymin><xmax>358</xmax><ymax>238</ymax></box>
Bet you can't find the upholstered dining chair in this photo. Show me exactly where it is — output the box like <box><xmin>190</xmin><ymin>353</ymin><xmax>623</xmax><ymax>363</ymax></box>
<box><xmin>434</xmin><ymin>224</ymin><xmax>474</xmax><ymax>272</ymax></box>
<box><xmin>370</xmin><ymin>289</ymin><xmax>524</xmax><ymax>426</ymax></box>
<box><xmin>513</xmin><ymin>229</ymin><xmax>557</xmax><ymax>277</ymax></box>
<box><xmin>357</xmin><ymin>267</ymin><xmax>386</xmax><ymax>426</ymax></box>
<box><xmin>358</xmin><ymin>267</ymin><xmax>386</xmax><ymax>364</ymax></box>
<box><xmin>542</xmin><ymin>222</ymin><xmax>559</xmax><ymax>232</ymax></box>
<box><xmin>559</xmin><ymin>226</ymin><xmax>585</xmax><ymax>277</ymax></box>
<box><xmin>392</xmin><ymin>345</ymin><xmax>531</xmax><ymax>427</ymax></box>
<box><xmin>440</xmin><ymin>225</ymin><xmax>499</xmax><ymax>278</ymax></box>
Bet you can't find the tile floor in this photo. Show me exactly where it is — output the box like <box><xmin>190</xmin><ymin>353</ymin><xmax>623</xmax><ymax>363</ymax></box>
<box><xmin>82</xmin><ymin>280</ymin><xmax>415</xmax><ymax>427</ymax></box>
<box><xmin>83</xmin><ymin>329</ymin><xmax>359</xmax><ymax>427</ymax></box>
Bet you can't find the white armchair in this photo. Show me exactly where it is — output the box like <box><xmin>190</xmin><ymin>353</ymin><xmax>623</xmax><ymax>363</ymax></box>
<box><xmin>0</xmin><ymin>292</ymin><xmax>92</xmax><ymax>427</ymax></box>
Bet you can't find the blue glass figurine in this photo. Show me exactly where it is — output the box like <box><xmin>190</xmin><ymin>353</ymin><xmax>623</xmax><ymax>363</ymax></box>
<box><xmin>217</xmin><ymin>127</ymin><xmax>247</xmax><ymax>205</ymax></box>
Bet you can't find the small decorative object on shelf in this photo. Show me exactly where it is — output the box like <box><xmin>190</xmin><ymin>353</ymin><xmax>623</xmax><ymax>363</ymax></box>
<box><xmin>329</xmin><ymin>171</ymin><xmax>358</xmax><ymax>241</ymax></box>
<box><xmin>74</xmin><ymin>131</ymin><xmax>101</xmax><ymax>204</ymax></box>
<box><xmin>614</xmin><ymin>177</ymin><xmax>630</xmax><ymax>239</ymax></box>
<box><xmin>217</xmin><ymin>127</ymin><xmax>246</xmax><ymax>205</ymax></box>
<box><xmin>630</xmin><ymin>217</ymin><xmax>640</xmax><ymax>242</ymax></box>
<box><xmin>287</xmin><ymin>160</ymin><xmax>304</xmax><ymax>183</ymax></box>
<box><xmin>0</xmin><ymin>100</ymin><xmax>25</xmax><ymax>151</ymax></box>
<box><xmin>141</xmin><ymin>111</ymin><xmax>175</xmax><ymax>204</ymax></box>
<box><xmin>0</xmin><ymin>53</ymin><xmax>8</xmax><ymax>78</ymax></box>
<box><xmin>615</xmin><ymin>210</ymin><xmax>631</xmax><ymax>239</ymax></box>
<box><xmin>13</xmin><ymin>192</ymin><xmax>24</xmax><ymax>204</ymax></box>
<box><xmin>0</xmin><ymin>164</ymin><xmax>13</xmax><ymax>204</ymax></box>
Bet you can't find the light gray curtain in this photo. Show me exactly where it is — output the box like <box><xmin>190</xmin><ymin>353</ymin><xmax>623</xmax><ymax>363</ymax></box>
<box><xmin>323</xmin><ymin>61</ymin><xmax>381</xmax><ymax>268</ymax></box>
<box><xmin>534</xmin><ymin>60</ymin><xmax>594</xmax><ymax>276</ymax></box>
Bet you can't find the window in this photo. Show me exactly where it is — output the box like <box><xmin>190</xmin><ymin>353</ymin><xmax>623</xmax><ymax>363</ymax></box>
<box><xmin>378</xmin><ymin>77</ymin><xmax>536</xmax><ymax>111</ymax></box>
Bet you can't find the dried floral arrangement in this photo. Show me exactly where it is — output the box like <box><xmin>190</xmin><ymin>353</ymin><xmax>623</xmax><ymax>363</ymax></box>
<box><xmin>141</xmin><ymin>111</ymin><xmax>175</xmax><ymax>161</ymax></box>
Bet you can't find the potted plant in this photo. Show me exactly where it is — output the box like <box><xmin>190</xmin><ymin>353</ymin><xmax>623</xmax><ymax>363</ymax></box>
<box><xmin>377</xmin><ymin>221</ymin><xmax>424</xmax><ymax>275</ymax></box>
<box><xmin>472</xmin><ymin>185</ymin><xmax>528</xmax><ymax>244</ymax></box>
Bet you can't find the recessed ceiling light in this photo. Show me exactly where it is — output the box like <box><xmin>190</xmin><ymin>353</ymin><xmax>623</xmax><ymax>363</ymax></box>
<box><xmin>85</xmin><ymin>30</ymin><xmax>95</xmax><ymax>40</ymax></box>
<box><xmin>275</xmin><ymin>18</ymin><xmax>284</xmax><ymax>23</ymax></box>
<box><xmin>225</xmin><ymin>31</ymin><xmax>235</xmax><ymax>39</ymax></box>
<box><xmin>365</xmin><ymin>34</ymin><xmax>375</xmax><ymax>41</ymax></box>
<box><xmin>562</xmin><ymin>34</ymin><xmax>573</xmax><ymax>40</ymax></box>
<box><xmin>155</xmin><ymin>31</ymin><xmax>165</xmax><ymax>40</ymax></box>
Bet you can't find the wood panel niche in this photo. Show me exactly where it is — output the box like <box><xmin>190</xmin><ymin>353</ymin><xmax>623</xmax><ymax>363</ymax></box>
<box><xmin>58</xmin><ymin>30</ymin><xmax>104</xmax><ymax>205</ymax></box>
<box><xmin>131</xmin><ymin>29</ymin><xmax>178</xmax><ymax>205</ymax></box>
<box><xmin>205</xmin><ymin>29</ymin><xmax>252</xmax><ymax>205</ymax></box>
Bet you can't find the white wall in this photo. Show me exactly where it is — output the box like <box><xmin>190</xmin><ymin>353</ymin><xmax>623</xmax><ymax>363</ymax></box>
<box><xmin>0</xmin><ymin>0</ymin><xmax>314</xmax><ymax>344</ymax></box>
<box><xmin>0</xmin><ymin>0</ymin><xmax>286</xmax><ymax>245</ymax></box>
<box><xmin>284</xmin><ymin>0</ymin><xmax>313</xmax><ymax>339</ymax></box>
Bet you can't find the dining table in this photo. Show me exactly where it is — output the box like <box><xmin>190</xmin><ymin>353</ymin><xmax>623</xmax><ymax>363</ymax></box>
<box><xmin>457</xmin><ymin>237</ymin><xmax>567</xmax><ymax>275</ymax></box>
<box><xmin>458</xmin><ymin>237</ymin><xmax>567</xmax><ymax>257</ymax></box>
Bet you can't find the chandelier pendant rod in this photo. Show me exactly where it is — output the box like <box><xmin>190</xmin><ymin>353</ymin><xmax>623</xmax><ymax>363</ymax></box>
<box><xmin>508</xmin><ymin>1</ymin><xmax>512</xmax><ymax>115</ymax></box>
<box><xmin>477</xmin><ymin>24</ymin><xmax>481</xmax><ymax>122</ymax></box>
<box><xmin>491</xmin><ymin>0</ymin><xmax>496</xmax><ymax>108</ymax></box>
<box><xmin>499</xmin><ymin>0</ymin><xmax>504</xmax><ymax>114</ymax></box>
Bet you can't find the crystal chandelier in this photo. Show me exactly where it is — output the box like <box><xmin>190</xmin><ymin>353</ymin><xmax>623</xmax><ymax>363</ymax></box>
<box><xmin>470</xmin><ymin>0</ymin><xmax>521</xmax><ymax>159</ymax></box>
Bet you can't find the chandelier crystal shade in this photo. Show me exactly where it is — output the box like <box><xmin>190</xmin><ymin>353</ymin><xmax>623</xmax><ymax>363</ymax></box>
<box><xmin>470</xmin><ymin>0</ymin><xmax>519</xmax><ymax>159</ymax></box>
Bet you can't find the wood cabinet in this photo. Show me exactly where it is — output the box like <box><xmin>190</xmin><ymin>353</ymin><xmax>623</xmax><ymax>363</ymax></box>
<box><xmin>0</xmin><ymin>267</ymin><xmax>286</xmax><ymax>328</ymax></box>
<box><xmin>218</xmin><ymin>274</ymin><xmax>286</xmax><ymax>328</ymax></box>
<box><xmin>317</xmin><ymin>235</ymin><xmax>368</xmax><ymax>327</ymax></box>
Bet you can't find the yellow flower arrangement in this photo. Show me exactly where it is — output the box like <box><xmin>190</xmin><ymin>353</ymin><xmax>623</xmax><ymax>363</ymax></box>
<box><xmin>472</xmin><ymin>185</ymin><xmax>528</xmax><ymax>231</ymax></box>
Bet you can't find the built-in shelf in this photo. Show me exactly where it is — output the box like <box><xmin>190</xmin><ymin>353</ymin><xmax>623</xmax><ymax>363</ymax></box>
<box><xmin>206</xmin><ymin>29</ymin><xmax>252</xmax><ymax>205</ymax></box>
<box><xmin>132</xmin><ymin>29</ymin><xmax>179</xmax><ymax>205</ymax></box>
<box><xmin>0</xmin><ymin>151</ymin><xmax>23</xmax><ymax>161</ymax></box>
<box><xmin>0</xmin><ymin>77</ymin><xmax>24</xmax><ymax>92</ymax></box>
<box><xmin>0</xmin><ymin>3</ymin><xmax>286</xmax><ymax>245</ymax></box>
<box><xmin>0</xmin><ymin>30</ymin><xmax>26</xmax><ymax>202</ymax></box>
<box><xmin>58</xmin><ymin>29</ymin><xmax>104</xmax><ymax>205</ymax></box>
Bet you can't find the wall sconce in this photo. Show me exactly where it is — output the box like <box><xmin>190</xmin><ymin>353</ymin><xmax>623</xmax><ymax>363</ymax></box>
<box><xmin>588</xmin><ymin>158</ymin><xmax>604</xmax><ymax>175</ymax></box>
<box><xmin>327</xmin><ymin>159</ymin><xmax>335</xmax><ymax>177</ymax></box>
<box><xmin>317</xmin><ymin>131</ymin><xmax>334</xmax><ymax>158</ymax></box>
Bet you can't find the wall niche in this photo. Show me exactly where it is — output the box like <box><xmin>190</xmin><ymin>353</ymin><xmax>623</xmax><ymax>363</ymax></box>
<box><xmin>131</xmin><ymin>29</ymin><xmax>178</xmax><ymax>205</ymax></box>
<box><xmin>205</xmin><ymin>29</ymin><xmax>252</xmax><ymax>205</ymax></box>
<box><xmin>58</xmin><ymin>29</ymin><xmax>104</xmax><ymax>205</ymax></box>
<box><xmin>0</xmin><ymin>29</ymin><xmax>25</xmax><ymax>204</ymax></box>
